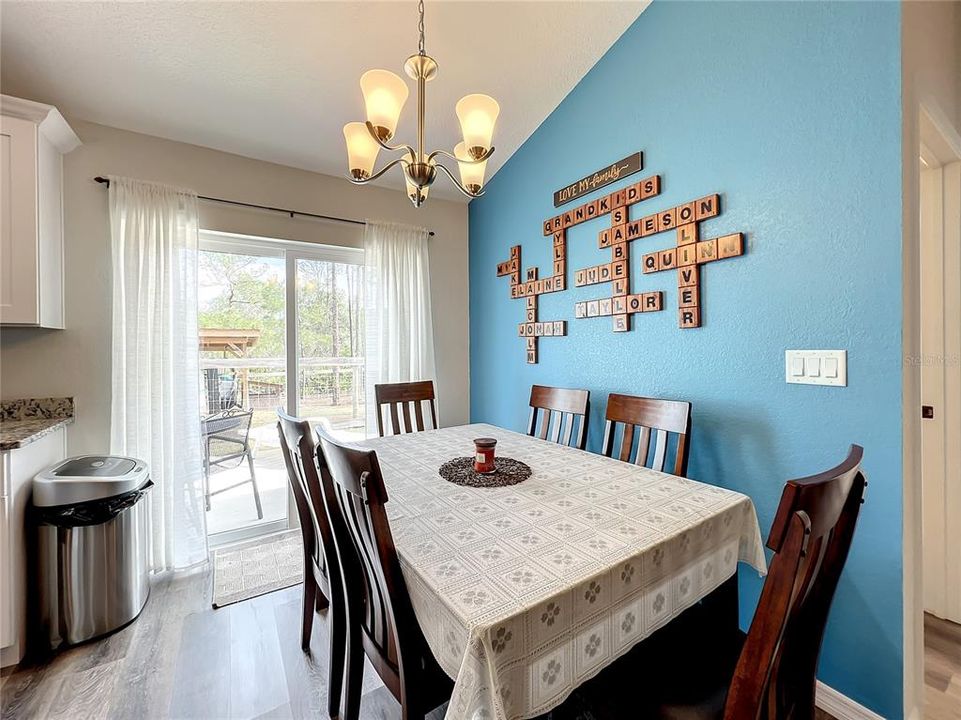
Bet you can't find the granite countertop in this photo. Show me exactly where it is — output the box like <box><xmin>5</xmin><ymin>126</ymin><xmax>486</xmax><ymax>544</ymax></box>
<box><xmin>0</xmin><ymin>397</ymin><xmax>74</xmax><ymax>451</ymax></box>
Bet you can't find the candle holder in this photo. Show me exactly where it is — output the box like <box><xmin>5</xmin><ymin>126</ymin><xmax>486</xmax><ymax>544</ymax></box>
<box><xmin>473</xmin><ymin>437</ymin><xmax>497</xmax><ymax>474</ymax></box>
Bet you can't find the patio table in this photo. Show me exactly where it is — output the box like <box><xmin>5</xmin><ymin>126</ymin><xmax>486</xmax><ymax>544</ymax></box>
<box><xmin>357</xmin><ymin>423</ymin><xmax>766</xmax><ymax>720</ymax></box>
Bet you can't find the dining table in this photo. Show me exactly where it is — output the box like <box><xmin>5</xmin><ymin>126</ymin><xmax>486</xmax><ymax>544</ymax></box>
<box><xmin>356</xmin><ymin>423</ymin><xmax>767</xmax><ymax>720</ymax></box>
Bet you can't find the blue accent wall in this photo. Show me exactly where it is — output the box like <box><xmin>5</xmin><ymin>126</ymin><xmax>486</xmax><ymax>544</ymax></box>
<box><xmin>468</xmin><ymin>2</ymin><xmax>902</xmax><ymax>716</ymax></box>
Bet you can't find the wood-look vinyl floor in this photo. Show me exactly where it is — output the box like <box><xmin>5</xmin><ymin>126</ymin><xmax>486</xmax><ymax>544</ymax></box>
<box><xmin>925</xmin><ymin>613</ymin><xmax>961</xmax><ymax>720</ymax></box>
<box><xmin>0</xmin><ymin>567</ymin><xmax>841</xmax><ymax>720</ymax></box>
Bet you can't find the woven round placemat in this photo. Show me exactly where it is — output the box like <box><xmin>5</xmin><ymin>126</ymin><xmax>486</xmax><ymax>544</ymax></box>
<box><xmin>438</xmin><ymin>457</ymin><xmax>532</xmax><ymax>488</ymax></box>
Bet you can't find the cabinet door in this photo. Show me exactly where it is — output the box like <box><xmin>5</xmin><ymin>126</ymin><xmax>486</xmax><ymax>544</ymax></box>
<box><xmin>0</xmin><ymin>115</ymin><xmax>39</xmax><ymax>325</ymax></box>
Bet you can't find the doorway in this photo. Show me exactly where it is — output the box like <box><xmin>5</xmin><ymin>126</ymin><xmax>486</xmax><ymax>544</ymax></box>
<box><xmin>197</xmin><ymin>231</ymin><xmax>365</xmax><ymax>545</ymax></box>
<box><xmin>915</xmin><ymin>106</ymin><xmax>961</xmax><ymax>719</ymax></box>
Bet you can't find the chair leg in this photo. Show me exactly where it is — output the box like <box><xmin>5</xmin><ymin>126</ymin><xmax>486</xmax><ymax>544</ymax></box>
<box><xmin>301</xmin><ymin>576</ymin><xmax>316</xmax><ymax>653</ymax></box>
<box><xmin>341</xmin><ymin>624</ymin><xmax>364</xmax><ymax>720</ymax></box>
<box><xmin>246</xmin><ymin>444</ymin><xmax>263</xmax><ymax>520</ymax></box>
<box><xmin>327</xmin><ymin>602</ymin><xmax>346</xmax><ymax>719</ymax></box>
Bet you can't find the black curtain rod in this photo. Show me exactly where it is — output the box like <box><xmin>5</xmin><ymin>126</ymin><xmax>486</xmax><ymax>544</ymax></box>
<box><xmin>93</xmin><ymin>177</ymin><xmax>434</xmax><ymax>236</ymax></box>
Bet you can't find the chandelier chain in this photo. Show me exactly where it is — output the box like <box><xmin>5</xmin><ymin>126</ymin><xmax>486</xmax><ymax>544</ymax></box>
<box><xmin>417</xmin><ymin>0</ymin><xmax>425</xmax><ymax>55</ymax></box>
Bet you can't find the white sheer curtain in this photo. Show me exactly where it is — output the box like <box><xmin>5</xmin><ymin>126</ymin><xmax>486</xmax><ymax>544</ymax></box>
<box><xmin>109</xmin><ymin>176</ymin><xmax>208</xmax><ymax>571</ymax></box>
<box><xmin>364</xmin><ymin>220</ymin><xmax>436</xmax><ymax>433</ymax></box>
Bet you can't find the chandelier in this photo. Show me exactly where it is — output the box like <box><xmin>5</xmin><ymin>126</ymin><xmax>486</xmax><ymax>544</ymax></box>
<box><xmin>343</xmin><ymin>0</ymin><xmax>499</xmax><ymax>206</ymax></box>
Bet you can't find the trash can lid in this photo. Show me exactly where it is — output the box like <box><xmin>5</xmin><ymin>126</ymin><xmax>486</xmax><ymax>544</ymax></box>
<box><xmin>33</xmin><ymin>455</ymin><xmax>150</xmax><ymax>507</ymax></box>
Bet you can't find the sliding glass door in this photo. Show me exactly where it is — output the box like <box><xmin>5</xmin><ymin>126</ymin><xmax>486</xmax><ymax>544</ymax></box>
<box><xmin>198</xmin><ymin>232</ymin><xmax>364</xmax><ymax>543</ymax></box>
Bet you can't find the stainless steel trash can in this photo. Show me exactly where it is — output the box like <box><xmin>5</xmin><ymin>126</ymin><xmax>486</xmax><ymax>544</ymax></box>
<box><xmin>33</xmin><ymin>456</ymin><xmax>152</xmax><ymax>649</ymax></box>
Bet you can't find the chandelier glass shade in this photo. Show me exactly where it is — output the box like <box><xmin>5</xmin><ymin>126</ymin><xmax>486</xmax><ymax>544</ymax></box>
<box><xmin>343</xmin><ymin>0</ymin><xmax>498</xmax><ymax>206</ymax></box>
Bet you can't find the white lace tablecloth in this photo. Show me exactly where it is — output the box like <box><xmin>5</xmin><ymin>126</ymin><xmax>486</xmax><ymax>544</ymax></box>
<box><xmin>357</xmin><ymin>424</ymin><xmax>766</xmax><ymax>720</ymax></box>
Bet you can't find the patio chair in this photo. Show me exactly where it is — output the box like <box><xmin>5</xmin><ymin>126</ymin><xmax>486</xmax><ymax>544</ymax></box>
<box><xmin>201</xmin><ymin>407</ymin><xmax>263</xmax><ymax>519</ymax></box>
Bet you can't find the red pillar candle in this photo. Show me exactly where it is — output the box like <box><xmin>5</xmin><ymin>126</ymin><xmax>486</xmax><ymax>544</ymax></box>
<box><xmin>473</xmin><ymin>437</ymin><xmax>497</xmax><ymax>474</ymax></box>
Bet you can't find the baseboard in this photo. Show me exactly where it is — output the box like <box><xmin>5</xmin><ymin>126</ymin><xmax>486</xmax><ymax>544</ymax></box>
<box><xmin>816</xmin><ymin>681</ymin><xmax>886</xmax><ymax>720</ymax></box>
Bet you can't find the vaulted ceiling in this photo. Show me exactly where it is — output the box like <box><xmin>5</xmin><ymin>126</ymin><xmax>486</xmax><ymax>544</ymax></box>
<box><xmin>0</xmin><ymin>1</ymin><xmax>647</xmax><ymax>200</ymax></box>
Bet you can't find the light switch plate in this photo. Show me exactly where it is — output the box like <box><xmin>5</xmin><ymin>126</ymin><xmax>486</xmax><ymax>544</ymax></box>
<box><xmin>785</xmin><ymin>350</ymin><xmax>846</xmax><ymax>387</ymax></box>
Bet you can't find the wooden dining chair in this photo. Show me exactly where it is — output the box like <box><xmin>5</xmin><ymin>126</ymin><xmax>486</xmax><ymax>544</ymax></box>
<box><xmin>316</xmin><ymin>428</ymin><xmax>453</xmax><ymax>720</ymax></box>
<box><xmin>527</xmin><ymin>384</ymin><xmax>591</xmax><ymax>450</ymax></box>
<box><xmin>609</xmin><ymin>445</ymin><xmax>867</xmax><ymax>720</ymax></box>
<box><xmin>275</xmin><ymin>410</ymin><xmax>345</xmax><ymax>719</ymax></box>
<box><xmin>374</xmin><ymin>380</ymin><xmax>438</xmax><ymax>437</ymax></box>
<box><xmin>600</xmin><ymin>393</ymin><xmax>692</xmax><ymax>476</ymax></box>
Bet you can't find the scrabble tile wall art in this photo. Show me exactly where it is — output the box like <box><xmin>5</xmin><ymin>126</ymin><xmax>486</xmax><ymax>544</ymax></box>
<box><xmin>496</xmin><ymin>151</ymin><xmax>747</xmax><ymax>363</ymax></box>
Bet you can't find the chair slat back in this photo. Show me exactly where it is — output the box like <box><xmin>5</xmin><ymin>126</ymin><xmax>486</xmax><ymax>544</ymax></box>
<box><xmin>374</xmin><ymin>381</ymin><xmax>438</xmax><ymax>437</ymax></box>
<box><xmin>527</xmin><ymin>385</ymin><xmax>590</xmax><ymax>450</ymax></box>
<box><xmin>316</xmin><ymin>430</ymin><xmax>426</xmax><ymax>696</ymax></box>
<box><xmin>600</xmin><ymin>394</ymin><xmax>692</xmax><ymax>476</ymax></box>
<box><xmin>724</xmin><ymin>445</ymin><xmax>867</xmax><ymax>720</ymax></box>
<box><xmin>276</xmin><ymin>410</ymin><xmax>338</xmax><ymax>597</ymax></box>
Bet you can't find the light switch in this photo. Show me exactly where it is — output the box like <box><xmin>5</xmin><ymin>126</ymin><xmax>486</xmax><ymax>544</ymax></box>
<box><xmin>786</xmin><ymin>350</ymin><xmax>846</xmax><ymax>387</ymax></box>
<box><xmin>791</xmin><ymin>357</ymin><xmax>805</xmax><ymax>376</ymax></box>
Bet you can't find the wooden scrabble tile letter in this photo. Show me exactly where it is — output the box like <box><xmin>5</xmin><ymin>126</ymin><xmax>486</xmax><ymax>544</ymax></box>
<box><xmin>586</xmin><ymin>201</ymin><xmax>598</xmax><ymax>220</ymax></box>
<box><xmin>644</xmin><ymin>292</ymin><xmax>663</xmax><ymax>312</ymax></box>
<box><xmin>543</xmin><ymin>219</ymin><xmax>553</xmax><ymax>235</ymax></box>
<box><xmin>678</xmin><ymin>266</ymin><xmax>699</xmax><ymax>287</ymax></box>
<box><xmin>679</xmin><ymin>307</ymin><xmax>701</xmax><ymax>328</ymax></box>
<box><xmin>676</xmin><ymin>202</ymin><xmax>696</xmax><ymax>226</ymax></box>
<box><xmin>598</xmin><ymin>264</ymin><xmax>612</xmax><ymax>282</ymax></box>
<box><xmin>527</xmin><ymin>337</ymin><xmax>537</xmax><ymax>350</ymax></box>
<box><xmin>611</xmin><ymin>189</ymin><xmax>627</xmax><ymax>207</ymax></box>
<box><xmin>641</xmin><ymin>175</ymin><xmax>661</xmax><ymax>199</ymax></box>
<box><xmin>696</xmin><ymin>239</ymin><xmax>718</xmax><ymax>263</ymax></box>
<box><xmin>511</xmin><ymin>285</ymin><xmax>520</xmax><ymax>299</ymax></box>
<box><xmin>611</xmin><ymin>206</ymin><xmax>628</xmax><ymax>226</ymax></box>
<box><xmin>611</xmin><ymin>261</ymin><xmax>628</xmax><ymax>280</ymax></box>
<box><xmin>642</xmin><ymin>252</ymin><xmax>660</xmax><ymax>273</ymax></box>
<box><xmin>526</xmin><ymin>308</ymin><xmax>536</xmax><ymax>323</ymax></box>
<box><xmin>677</xmin><ymin>223</ymin><xmax>698</xmax><ymax>246</ymax></box>
<box><xmin>611</xmin><ymin>243</ymin><xmax>628</xmax><ymax>262</ymax></box>
<box><xmin>573</xmin><ymin>206</ymin><xmax>586</xmax><ymax>224</ymax></box>
<box><xmin>612</xmin><ymin>295</ymin><xmax>627</xmax><ymax>315</ymax></box>
<box><xmin>553</xmin><ymin>230</ymin><xmax>565</xmax><ymax>246</ymax></box>
<box><xmin>534</xmin><ymin>322</ymin><xmax>544</xmax><ymax>336</ymax></box>
<box><xmin>575</xmin><ymin>269</ymin><xmax>587</xmax><ymax>287</ymax></box>
<box><xmin>496</xmin><ymin>262</ymin><xmax>505</xmax><ymax>275</ymax></box>
<box><xmin>509</xmin><ymin>258</ymin><xmax>519</xmax><ymax>272</ymax></box>
<box><xmin>553</xmin><ymin>245</ymin><xmax>564</xmax><ymax>261</ymax></box>
<box><xmin>613</xmin><ymin>278</ymin><xmax>629</xmax><ymax>296</ymax></box>
<box><xmin>625</xmin><ymin>182</ymin><xmax>642</xmax><ymax>204</ymax></box>
<box><xmin>587</xmin><ymin>300</ymin><xmax>600</xmax><ymax>317</ymax></box>
<box><xmin>554</xmin><ymin>320</ymin><xmax>566</xmax><ymax>335</ymax></box>
<box><xmin>626</xmin><ymin>295</ymin><xmax>642</xmax><ymax>313</ymax></box>
<box><xmin>527</xmin><ymin>295</ymin><xmax>538</xmax><ymax>310</ymax></box>
<box><xmin>598</xmin><ymin>229</ymin><xmax>612</xmax><ymax>249</ymax></box>
<box><xmin>526</xmin><ymin>322</ymin><xmax>536</xmax><ymax>335</ymax></box>
<box><xmin>677</xmin><ymin>244</ymin><xmax>698</xmax><ymax>267</ymax></box>
<box><xmin>554</xmin><ymin>275</ymin><xmax>566</xmax><ymax>291</ymax></box>
<box><xmin>519</xmin><ymin>323</ymin><xmax>527</xmax><ymax>336</ymax></box>
<box><xmin>552</xmin><ymin>216</ymin><xmax>564</xmax><ymax>232</ymax></box>
<box><xmin>542</xmin><ymin>278</ymin><xmax>553</xmax><ymax>293</ymax></box>
<box><xmin>553</xmin><ymin>260</ymin><xmax>565</xmax><ymax>276</ymax></box>
<box><xmin>526</xmin><ymin>267</ymin><xmax>538</xmax><ymax>281</ymax></box>
<box><xmin>597</xmin><ymin>196</ymin><xmax>611</xmax><ymax>215</ymax></box>
<box><xmin>511</xmin><ymin>245</ymin><xmax>520</xmax><ymax>258</ymax></box>
<box><xmin>717</xmin><ymin>233</ymin><xmax>744</xmax><ymax>258</ymax></box>
<box><xmin>543</xmin><ymin>322</ymin><xmax>554</xmax><ymax>337</ymax></box>
<box><xmin>527</xmin><ymin>349</ymin><xmax>537</xmax><ymax>364</ymax></box>
<box><xmin>695</xmin><ymin>194</ymin><xmax>720</xmax><ymax>220</ymax></box>
<box><xmin>613</xmin><ymin>314</ymin><xmax>629</xmax><ymax>332</ymax></box>
<box><xmin>575</xmin><ymin>303</ymin><xmax>586</xmax><ymax>319</ymax></box>
<box><xmin>659</xmin><ymin>248</ymin><xmax>676</xmax><ymax>270</ymax></box>
<box><xmin>599</xmin><ymin>298</ymin><xmax>613</xmax><ymax>316</ymax></box>
<box><xmin>586</xmin><ymin>266</ymin><xmax>599</xmax><ymax>284</ymax></box>
<box><xmin>611</xmin><ymin>225</ymin><xmax>626</xmax><ymax>244</ymax></box>
<box><xmin>658</xmin><ymin>208</ymin><xmax>677</xmax><ymax>232</ymax></box>
<box><xmin>626</xmin><ymin>219</ymin><xmax>642</xmax><ymax>240</ymax></box>
<box><xmin>679</xmin><ymin>286</ymin><xmax>699</xmax><ymax>308</ymax></box>
<box><xmin>562</xmin><ymin>211</ymin><xmax>573</xmax><ymax>227</ymax></box>
<box><xmin>641</xmin><ymin>214</ymin><xmax>658</xmax><ymax>236</ymax></box>
<box><xmin>525</xmin><ymin>281</ymin><xmax>536</xmax><ymax>295</ymax></box>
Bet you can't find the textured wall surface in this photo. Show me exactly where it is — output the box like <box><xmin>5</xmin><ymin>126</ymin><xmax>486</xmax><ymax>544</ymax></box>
<box><xmin>469</xmin><ymin>2</ymin><xmax>902</xmax><ymax>717</ymax></box>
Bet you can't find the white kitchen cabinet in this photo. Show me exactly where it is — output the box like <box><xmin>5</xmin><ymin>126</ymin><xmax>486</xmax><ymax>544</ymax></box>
<box><xmin>0</xmin><ymin>95</ymin><xmax>80</xmax><ymax>328</ymax></box>
<box><xmin>0</xmin><ymin>428</ymin><xmax>67</xmax><ymax>667</ymax></box>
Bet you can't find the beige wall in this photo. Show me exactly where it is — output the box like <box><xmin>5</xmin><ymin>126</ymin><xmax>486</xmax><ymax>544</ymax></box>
<box><xmin>900</xmin><ymin>3</ymin><xmax>961</xmax><ymax>719</ymax></box>
<box><xmin>0</xmin><ymin>119</ymin><xmax>470</xmax><ymax>454</ymax></box>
